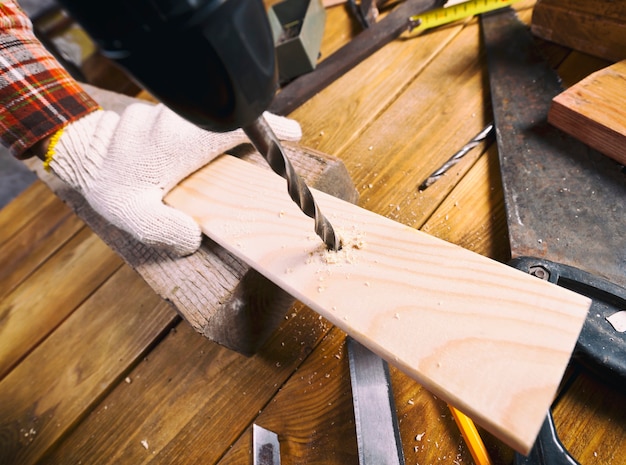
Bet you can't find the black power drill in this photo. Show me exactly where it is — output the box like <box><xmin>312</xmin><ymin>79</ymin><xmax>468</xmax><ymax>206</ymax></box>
<box><xmin>57</xmin><ymin>0</ymin><xmax>339</xmax><ymax>250</ymax></box>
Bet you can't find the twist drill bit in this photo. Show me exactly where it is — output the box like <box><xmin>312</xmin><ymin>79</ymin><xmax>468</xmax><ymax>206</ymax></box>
<box><xmin>243</xmin><ymin>116</ymin><xmax>340</xmax><ymax>251</ymax></box>
<box><xmin>418</xmin><ymin>123</ymin><xmax>495</xmax><ymax>191</ymax></box>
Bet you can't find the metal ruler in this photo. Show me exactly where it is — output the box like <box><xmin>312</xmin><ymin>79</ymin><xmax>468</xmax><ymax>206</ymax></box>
<box><xmin>409</xmin><ymin>0</ymin><xmax>523</xmax><ymax>34</ymax></box>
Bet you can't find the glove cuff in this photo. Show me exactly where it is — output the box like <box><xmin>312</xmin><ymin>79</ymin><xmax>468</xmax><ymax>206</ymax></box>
<box><xmin>47</xmin><ymin>110</ymin><xmax>119</xmax><ymax>193</ymax></box>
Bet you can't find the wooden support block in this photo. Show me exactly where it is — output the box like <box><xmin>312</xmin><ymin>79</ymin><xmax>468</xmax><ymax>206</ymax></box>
<box><xmin>549</xmin><ymin>60</ymin><xmax>626</xmax><ymax>165</ymax></box>
<box><xmin>165</xmin><ymin>154</ymin><xmax>591</xmax><ymax>454</ymax></box>
<box><xmin>24</xmin><ymin>84</ymin><xmax>358</xmax><ymax>356</ymax></box>
<box><xmin>531</xmin><ymin>0</ymin><xmax>626</xmax><ymax>62</ymax></box>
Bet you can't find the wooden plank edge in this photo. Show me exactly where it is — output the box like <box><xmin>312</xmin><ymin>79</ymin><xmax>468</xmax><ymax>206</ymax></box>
<box><xmin>548</xmin><ymin>60</ymin><xmax>626</xmax><ymax>165</ymax></box>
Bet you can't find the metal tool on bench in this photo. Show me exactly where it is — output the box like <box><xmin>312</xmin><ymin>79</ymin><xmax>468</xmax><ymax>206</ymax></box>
<box><xmin>481</xmin><ymin>7</ymin><xmax>626</xmax><ymax>464</ymax></box>
<box><xmin>347</xmin><ymin>337</ymin><xmax>406</xmax><ymax>465</ymax></box>
<box><xmin>269</xmin><ymin>0</ymin><xmax>447</xmax><ymax>115</ymax></box>
<box><xmin>418</xmin><ymin>123</ymin><xmax>495</xmax><ymax>191</ymax></box>
<box><xmin>347</xmin><ymin>338</ymin><xmax>494</xmax><ymax>465</ymax></box>
<box><xmin>253</xmin><ymin>424</ymin><xmax>281</xmax><ymax>465</ymax></box>
<box><xmin>347</xmin><ymin>0</ymin><xmax>382</xmax><ymax>29</ymax></box>
<box><xmin>57</xmin><ymin>0</ymin><xmax>339</xmax><ymax>251</ymax></box>
<box><xmin>272</xmin><ymin>0</ymin><xmax>533</xmax><ymax>116</ymax></box>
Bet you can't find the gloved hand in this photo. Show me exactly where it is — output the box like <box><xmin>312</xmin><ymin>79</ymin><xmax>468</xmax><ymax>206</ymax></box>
<box><xmin>46</xmin><ymin>103</ymin><xmax>301</xmax><ymax>256</ymax></box>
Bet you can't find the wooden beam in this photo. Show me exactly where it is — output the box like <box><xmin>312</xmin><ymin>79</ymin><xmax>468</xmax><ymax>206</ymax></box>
<box><xmin>24</xmin><ymin>84</ymin><xmax>358</xmax><ymax>356</ymax></box>
<box><xmin>549</xmin><ymin>60</ymin><xmax>626</xmax><ymax>165</ymax></box>
<box><xmin>165</xmin><ymin>154</ymin><xmax>590</xmax><ymax>454</ymax></box>
<box><xmin>531</xmin><ymin>0</ymin><xmax>626</xmax><ymax>63</ymax></box>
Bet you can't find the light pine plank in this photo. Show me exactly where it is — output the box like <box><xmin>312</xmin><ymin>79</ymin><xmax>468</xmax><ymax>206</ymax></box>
<box><xmin>549</xmin><ymin>60</ymin><xmax>626</xmax><ymax>165</ymax></box>
<box><xmin>165</xmin><ymin>154</ymin><xmax>590</xmax><ymax>454</ymax></box>
<box><xmin>220</xmin><ymin>142</ymin><xmax>511</xmax><ymax>465</ymax></box>
<box><xmin>0</xmin><ymin>265</ymin><xmax>177</xmax><ymax>465</ymax></box>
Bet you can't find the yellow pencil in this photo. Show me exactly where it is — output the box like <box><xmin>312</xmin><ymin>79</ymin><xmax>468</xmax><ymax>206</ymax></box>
<box><xmin>449</xmin><ymin>405</ymin><xmax>493</xmax><ymax>465</ymax></box>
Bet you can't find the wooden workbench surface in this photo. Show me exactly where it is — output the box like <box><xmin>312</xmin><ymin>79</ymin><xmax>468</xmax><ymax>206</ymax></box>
<box><xmin>1</xmin><ymin>1</ymin><xmax>624</xmax><ymax>464</ymax></box>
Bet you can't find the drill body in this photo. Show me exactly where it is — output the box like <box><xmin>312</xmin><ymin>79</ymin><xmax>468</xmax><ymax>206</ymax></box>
<box><xmin>57</xmin><ymin>0</ymin><xmax>277</xmax><ymax>132</ymax></box>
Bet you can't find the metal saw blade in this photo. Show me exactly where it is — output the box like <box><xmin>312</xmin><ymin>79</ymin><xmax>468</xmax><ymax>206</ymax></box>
<box><xmin>481</xmin><ymin>8</ymin><xmax>626</xmax><ymax>288</ymax></box>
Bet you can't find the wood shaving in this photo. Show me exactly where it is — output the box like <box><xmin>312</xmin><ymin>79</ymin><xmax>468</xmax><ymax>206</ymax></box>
<box><xmin>314</xmin><ymin>227</ymin><xmax>366</xmax><ymax>266</ymax></box>
<box><xmin>607</xmin><ymin>311</ymin><xmax>626</xmax><ymax>333</ymax></box>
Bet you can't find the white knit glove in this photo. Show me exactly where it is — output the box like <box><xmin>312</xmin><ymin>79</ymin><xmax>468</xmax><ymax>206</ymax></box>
<box><xmin>47</xmin><ymin>103</ymin><xmax>301</xmax><ymax>256</ymax></box>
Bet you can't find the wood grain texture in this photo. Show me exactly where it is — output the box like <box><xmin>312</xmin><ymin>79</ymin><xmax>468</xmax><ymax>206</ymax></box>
<box><xmin>553</xmin><ymin>371</ymin><xmax>626</xmax><ymax>464</ymax></box>
<box><xmin>0</xmin><ymin>189</ymin><xmax>84</xmax><ymax>300</ymax></box>
<box><xmin>0</xmin><ymin>228</ymin><xmax>123</xmax><ymax>380</ymax></box>
<box><xmin>219</xmin><ymin>327</ymin><xmax>359</xmax><ymax>465</ymax></box>
<box><xmin>166</xmin><ymin>154</ymin><xmax>590</xmax><ymax>453</ymax></box>
<box><xmin>326</xmin><ymin>18</ymin><xmax>492</xmax><ymax>228</ymax></box>
<box><xmin>40</xmin><ymin>302</ymin><xmax>332</xmax><ymax>465</ymax></box>
<box><xmin>549</xmin><ymin>60</ymin><xmax>626</xmax><ymax>165</ymax></box>
<box><xmin>5</xmin><ymin>2</ymin><xmax>623</xmax><ymax>463</ymax></box>
<box><xmin>0</xmin><ymin>266</ymin><xmax>177</xmax><ymax>465</ymax></box>
<box><xmin>531</xmin><ymin>0</ymin><xmax>626</xmax><ymax>62</ymax></box>
<box><xmin>422</xmin><ymin>145</ymin><xmax>509</xmax><ymax>262</ymax></box>
<box><xmin>0</xmin><ymin>181</ymin><xmax>57</xmax><ymax>247</ymax></box>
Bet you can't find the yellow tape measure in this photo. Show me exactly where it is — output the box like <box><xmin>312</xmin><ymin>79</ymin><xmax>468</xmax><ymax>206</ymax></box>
<box><xmin>408</xmin><ymin>0</ymin><xmax>522</xmax><ymax>34</ymax></box>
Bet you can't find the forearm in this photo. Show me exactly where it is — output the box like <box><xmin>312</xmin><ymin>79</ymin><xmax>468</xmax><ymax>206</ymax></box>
<box><xmin>0</xmin><ymin>1</ymin><xmax>99</xmax><ymax>158</ymax></box>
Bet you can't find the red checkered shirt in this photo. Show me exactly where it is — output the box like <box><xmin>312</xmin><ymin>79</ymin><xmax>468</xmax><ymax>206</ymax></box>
<box><xmin>0</xmin><ymin>1</ymin><xmax>98</xmax><ymax>157</ymax></box>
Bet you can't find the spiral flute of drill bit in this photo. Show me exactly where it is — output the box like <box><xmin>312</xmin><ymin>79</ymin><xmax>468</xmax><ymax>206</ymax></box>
<box><xmin>418</xmin><ymin>123</ymin><xmax>494</xmax><ymax>191</ymax></box>
<box><xmin>243</xmin><ymin>116</ymin><xmax>340</xmax><ymax>251</ymax></box>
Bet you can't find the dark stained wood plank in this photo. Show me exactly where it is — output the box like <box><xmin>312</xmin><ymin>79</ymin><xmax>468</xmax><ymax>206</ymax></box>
<box><xmin>219</xmin><ymin>326</ymin><xmax>477</xmax><ymax>465</ymax></box>
<box><xmin>421</xmin><ymin>145</ymin><xmax>510</xmax><ymax>262</ymax></box>
<box><xmin>0</xmin><ymin>181</ymin><xmax>57</xmax><ymax>247</ymax></box>
<box><xmin>0</xmin><ymin>265</ymin><xmax>177</xmax><ymax>465</ymax></box>
<box><xmin>0</xmin><ymin>228</ymin><xmax>123</xmax><ymax>379</ymax></box>
<box><xmin>268</xmin><ymin>0</ymin><xmax>446</xmax><ymax>115</ymax></box>
<box><xmin>553</xmin><ymin>371</ymin><xmax>626</xmax><ymax>464</ymax></box>
<box><xmin>0</xmin><ymin>194</ymin><xmax>84</xmax><ymax>300</ymax></box>
<box><xmin>555</xmin><ymin>51</ymin><xmax>611</xmax><ymax>89</ymax></box>
<box><xmin>293</xmin><ymin>10</ymin><xmax>467</xmax><ymax>156</ymax></box>
<box><xmin>219</xmin><ymin>327</ymin><xmax>359</xmax><ymax>465</ymax></box>
<box><xmin>39</xmin><ymin>302</ymin><xmax>332</xmax><ymax>465</ymax></box>
<box><xmin>330</xmin><ymin>18</ymin><xmax>492</xmax><ymax>228</ymax></box>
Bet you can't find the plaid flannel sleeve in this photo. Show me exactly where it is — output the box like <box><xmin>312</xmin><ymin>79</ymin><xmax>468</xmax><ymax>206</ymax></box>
<box><xmin>0</xmin><ymin>1</ymin><xmax>99</xmax><ymax>157</ymax></box>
